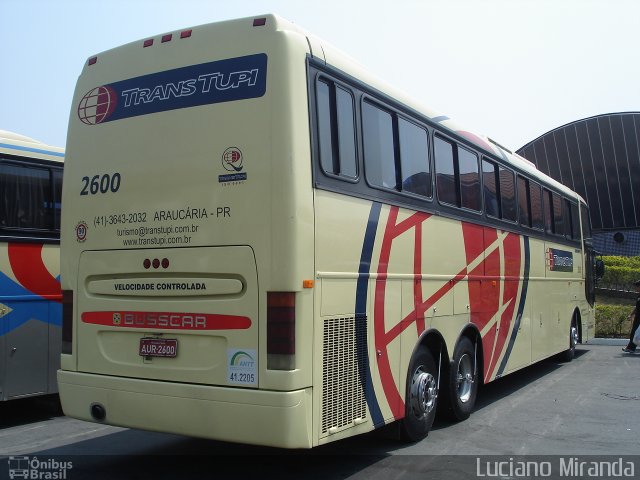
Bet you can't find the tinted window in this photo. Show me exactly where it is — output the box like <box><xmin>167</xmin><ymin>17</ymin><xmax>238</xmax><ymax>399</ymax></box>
<box><xmin>482</xmin><ymin>159</ymin><xmax>499</xmax><ymax>218</ymax></box>
<box><xmin>316</xmin><ymin>79</ymin><xmax>357</xmax><ymax>179</ymax></box>
<box><xmin>399</xmin><ymin>118</ymin><xmax>431</xmax><ymax>197</ymax></box>
<box><xmin>335</xmin><ymin>86</ymin><xmax>357</xmax><ymax>178</ymax></box>
<box><xmin>517</xmin><ymin>176</ymin><xmax>530</xmax><ymax>227</ymax></box>
<box><xmin>553</xmin><ymin>194</ymin><xmax>564</xmax><ymax>236</ymax></box>
<box><xmin>0</xmin><ymin>163</ymin><xmax>53</xmax><ymax>230</ymax></box>
<box><xmin>363</xmin><ymin>101</ymin><xmax>396</xmax><ymax>189</ymax></box>
<box><xmin>499</xmin><ymin>166</ymin><xmax>517</xmax><ymax>221</ymax></box>
<box><xmin>570</xmin><ymin>201</ymin><xmax>580</xmax><ymax>240</ymax></box>
<box><xmin>529</xmin><ymin>182</ymin><xmax>543</xmax><ymax>230</ymax></box>
<box><xmin>316</xmin><ymin>80</ymin><xmax>335</xmax><ymax>174</ymax></box>
<box><xmin>459</xmin><ymin>147</ymin><xmax>480</xmax><ymax>211</ymax></box>
<box><xmin>435</xmin><ymin>136</ymin><xmax>456</xmax><ymax>205</ymax></box>
<box><xmin>581</xmin><ymin>204</ymin><xmax>592</xmax><ymax>239</ymax></box>
<box><xmin>543</xmin><ymin>189</ymin><xmax>554</xmax><ymax>234</ymax></box>
<box><xmin>53</xmin><ymin>169</ymin><xmax>63</xmax><ymax>230</ymax></box>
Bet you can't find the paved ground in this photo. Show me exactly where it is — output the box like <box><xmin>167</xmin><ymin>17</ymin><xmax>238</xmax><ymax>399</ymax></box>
<box><xmin>0</xmin><ymin>343</ymin><xmax>638</xmax><ymax>479</ymax></box>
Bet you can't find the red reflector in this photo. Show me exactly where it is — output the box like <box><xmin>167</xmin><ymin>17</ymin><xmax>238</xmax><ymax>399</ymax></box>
<box><xmin>88</xmin><ymin>57</ymin><xmax>97</xmax><ymax>66</ymax></box>
<box><xmin>161</xmin><ymin>34</ymin><xmax>172</xmax><ymax>43</ymax></box>
<box><xmin>143</xmin><ymin>39</ymin><xmax>153</xmax><ymax>48</ymax></box>
<box><xmin>267</xmin><ymin>292</ymin><xmax>295</xmax><ymax>355</ymax></box>
<box><xmin>180</xmin><ymin>29</ymin><xmax>192</xmax><ymax>39</ymax></box>
<box><xmin>253</xmin><ymin>18</ymin><xmax>267</xmax><ymax>27</ymax></box>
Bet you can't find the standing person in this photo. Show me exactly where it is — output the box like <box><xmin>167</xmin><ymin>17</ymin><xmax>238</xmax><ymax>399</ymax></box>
<box><xmin>622</xmin><ymin>280</ymin><xmax>640</xmax><ymax>353</ymax></box>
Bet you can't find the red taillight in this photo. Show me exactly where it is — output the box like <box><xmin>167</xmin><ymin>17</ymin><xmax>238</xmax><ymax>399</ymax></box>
<box><xmin>62</xmin><ymin>290</ymin><xmax>73</xmax><ymax>354</ymax></box>
<box><xmin>267</xmin><ymin>292</ymin><xmax>295</xmax><ymax>370</ymax></box>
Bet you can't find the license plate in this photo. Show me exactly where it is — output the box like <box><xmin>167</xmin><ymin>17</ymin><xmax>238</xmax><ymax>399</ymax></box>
<box><xmin>139</xmin><ymin>337</ymin><xmax>178</xmax><ymax>358</ymax></box>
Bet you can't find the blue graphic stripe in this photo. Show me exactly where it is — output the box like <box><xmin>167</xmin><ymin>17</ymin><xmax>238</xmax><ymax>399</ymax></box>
<box><xmin>0</xmin><ymin>272</ymin><xmax>62</xmax><ymax>336</ymax></box>
<box><xmin>496</xmin><ymin>236</ymin><xmax>530</xmax><ymax>377</ymax></box>
<box><xmin>0</xmin><ymin>143</ymin><xmax>64</xmax><ymax>158</ymax></box>
<box><xmin>355</xmin><ymin>202</ymin><xmax>384</xmax><ymax>426</ymax></box>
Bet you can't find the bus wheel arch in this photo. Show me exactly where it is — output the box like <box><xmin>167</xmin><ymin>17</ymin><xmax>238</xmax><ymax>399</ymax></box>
<box><xmin>398</xmin><ymin>330</ymin><xmax>447</xmax><ymax>442</ymax></box>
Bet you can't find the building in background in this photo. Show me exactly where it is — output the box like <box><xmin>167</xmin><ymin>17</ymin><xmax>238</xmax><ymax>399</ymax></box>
<box><xmin>517</xmin><ymin>112</ymin><xmax>640</xmax><ymax>256</ymax></box>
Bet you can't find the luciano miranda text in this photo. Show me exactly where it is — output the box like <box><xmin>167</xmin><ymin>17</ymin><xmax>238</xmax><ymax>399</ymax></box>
<box><xmin>476</xmin><ymin>457</ymin><xmax>635</xmax><ymax>478</ymax></box>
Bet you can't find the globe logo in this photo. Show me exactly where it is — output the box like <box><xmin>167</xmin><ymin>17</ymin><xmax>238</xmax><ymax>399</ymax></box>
<box><xmin>78</xmin><ymin>86</ymin><xmax>117</xmax><ymax>125</ymax></box>
<box><xmin>222</xmin><ymin>147</ymin><xmax>243</xmax><ymax>172</ymax></box>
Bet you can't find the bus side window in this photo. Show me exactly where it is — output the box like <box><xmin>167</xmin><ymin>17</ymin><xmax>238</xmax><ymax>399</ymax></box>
<box><xmin>398</xmin><ymin>118</ymin><xmax>431</xmax><ymax>198</ymax></box>
<box><xmin>543</xmin><ymin>189</ymin><xmax>554</xmax><ymax>234</ymax></box>
<box><xmin>568</xmin><ymin>200</ymin><xmax>580</xmax><ymax>240</ymax></box>
<box><xmin>499</xmin><ymin>166</ymin><xmax>517</xmax><ymax>222</ymax></box>
<box><xmin>517</xmin><ymin>175</ymin><xmax>531</xmax><ymax>227</ymax></box>
<box><xmin>362</xmin><ymin>100</ymin><xmax>396</xmax><ymax>190</ymax></box>
<box><xmin>0</xmin><ymin>162</ymin><xmax>53</xmax><ymax>231</ymax></box>
<box><xmin>529</xmin><ymin>181</ymin><xmax>543</xmax><ymax>230</ymax></box>
<box><xmin>53</xmin><ymin>168</ymin><xmax>63</xmax><ymax>230</ymax></box>
<box><xmin>458</xmin><ymin>146</ymin><xmax>480</xmax><ymax>211</ymax></box>
<box><xmin>435</xmin><ymin>136</ymin><xmax>457</xmax><ymax>206</ymax></box>
<box><xmin>482</xmin><ymin>159</ymin><xmax>500</xmax><ymax>218</ymax></box>
<box><xmin>316</xmin><ymin>79</ymin><xmax>357</xmax><ymax>179</ymax></box>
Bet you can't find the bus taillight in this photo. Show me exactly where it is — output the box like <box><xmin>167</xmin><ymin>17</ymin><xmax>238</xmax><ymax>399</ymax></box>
<box><xmin>267</xmin><ymin>292</ymin><xmax>295</xmax><ymax>370</ymax></box>
<box><xmin>62</xmin><ymin>290</ymin><xmax>73</xmax><ymax>354</ymax></box>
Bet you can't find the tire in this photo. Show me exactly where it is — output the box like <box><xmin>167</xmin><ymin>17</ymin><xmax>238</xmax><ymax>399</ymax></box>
<box><xmin>443</xmin><ymin>336</ymin><xmax>478</xmax><ymax>422</ymax></box>
<box><xmin>561</xmin><ymin>319</ymin><xmax>578</xmax><ymax>362</ymax></box>
<box><xmin>399</xmin><ymin>346</ymin><xmax>439</xmax><ymax>442</ymax></box>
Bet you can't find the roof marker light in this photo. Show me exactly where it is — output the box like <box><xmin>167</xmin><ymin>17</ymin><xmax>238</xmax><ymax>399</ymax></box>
<box><xmin>253</xmin><ymin>18</ymin><xmax>267</xmax><ymax>27</ymax></box>
<box><xmin>180</xmin><ymin>29</ymin><xmax>192</xmax><ymax>39</ymax></box>
<box><xmin>88</xmin><ymin>57</ymin><xmax>97</xmax><ymax>66</ymax></box>
<box><xmin>143</xmin><ymin>39</ymin><xmax>153</xmax><ymax>48</ymax></box>
<box><xmin>161</xmin><ymin>34</ymin><xmax>173</xmax><ymax>43</ymax></box>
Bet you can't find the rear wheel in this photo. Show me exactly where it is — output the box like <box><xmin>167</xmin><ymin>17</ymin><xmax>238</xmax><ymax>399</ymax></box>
<box><xmin>399</xmin><ymin>346</ymin><xmax>438</xmax><ymax>442</ymax></box>
<box><xmin>443</xmin><ymin>336</ymin><xmax>478</xmax><ymax>421</ymax></box>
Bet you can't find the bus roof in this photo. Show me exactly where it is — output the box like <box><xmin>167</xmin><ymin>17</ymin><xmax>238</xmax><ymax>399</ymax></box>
<box><xmin>0</xmin><ymin>129</ymin><xmax>64</xmax><ymax>163</ymax></box>
<box><xmin>80</xmin><ymin>13</ymin><xmax>579</xmax><ymax>203</ymax></box>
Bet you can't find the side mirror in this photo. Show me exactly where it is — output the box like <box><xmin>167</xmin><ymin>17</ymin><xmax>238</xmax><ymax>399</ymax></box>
<box><xmin>595</xmin><ymin>259</ymin><xmax>605</xmax><ymax>280</ymax></box>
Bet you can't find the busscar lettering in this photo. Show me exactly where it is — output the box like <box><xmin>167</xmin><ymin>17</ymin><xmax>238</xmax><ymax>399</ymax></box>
<box><xmin>121</xmin><ymin>69</ymin><xmax>258</xmax><ymax>107</ymax></box>
<box><xmin>124</xmin><ymin>312</ymin><xmax>207</xmax><ymax>329</ymax></box>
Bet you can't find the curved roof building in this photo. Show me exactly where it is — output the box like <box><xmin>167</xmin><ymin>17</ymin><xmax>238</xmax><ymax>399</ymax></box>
<box><xmin>517</xmin><ymin>112</ymin><xmax>640</xmax><ymax>256</ymax></box>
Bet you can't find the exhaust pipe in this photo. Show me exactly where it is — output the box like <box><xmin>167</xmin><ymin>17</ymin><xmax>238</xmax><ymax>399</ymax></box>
<box><xmin>90</xmin><ymin>403</ymin><xmax>106</xmax><ymax>422</ymax></box>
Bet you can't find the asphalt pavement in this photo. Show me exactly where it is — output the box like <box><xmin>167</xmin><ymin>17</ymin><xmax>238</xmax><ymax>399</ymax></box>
<box><xmin>1</xmin><ymin>342</ymin><xmax>638</xmax><ymax>479</ymax></box>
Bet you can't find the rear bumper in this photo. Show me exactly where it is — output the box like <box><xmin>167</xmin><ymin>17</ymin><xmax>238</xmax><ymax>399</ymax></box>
<box><xmin>57</xmin><ymin>370</ymin><xmax>313</xmax><ymax>448</ymax></box>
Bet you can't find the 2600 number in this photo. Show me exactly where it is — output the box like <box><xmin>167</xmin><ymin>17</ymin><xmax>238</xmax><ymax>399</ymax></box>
<box><xmin>81</xmin><ymin>173</ymin><xmax>121</xmax><ymax>195</ymax></box>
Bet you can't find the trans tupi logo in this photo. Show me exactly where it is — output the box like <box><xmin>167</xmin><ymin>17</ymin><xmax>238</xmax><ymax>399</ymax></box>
<box><xmin>76</xmin><ymin>53</ymin><xmax>267</xmax><ymax>125</ymax></box>
<box><xmin>78</xmin><ymin>86</ymin><xmax>118</xmax><ymax>125</ymax></box>
<box><xmin>222</xmin><ymin>147</ymin><xmax>243</xmax><ymax>172</ymax></box>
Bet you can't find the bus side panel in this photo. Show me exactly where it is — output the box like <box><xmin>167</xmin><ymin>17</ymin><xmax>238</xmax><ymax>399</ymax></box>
<box><xmin>0</xmin><ymin>243</ymin><xmax>61</xmax><ymax>399</ymax></box>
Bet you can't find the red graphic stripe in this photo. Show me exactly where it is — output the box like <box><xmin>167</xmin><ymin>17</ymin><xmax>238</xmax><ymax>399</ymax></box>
<box><xmin>8</xmin><ymin>243</ymin><xmax>61</xmax><ymax>301</ymax></box>
<box><xmin>82</xmin><ymin>311</ymin><xmax>252</xmax><ymax>330</ymax></box>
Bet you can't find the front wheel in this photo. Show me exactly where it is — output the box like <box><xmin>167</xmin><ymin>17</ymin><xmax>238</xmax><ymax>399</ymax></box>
<box><xmin>399</xmin><ymin>346</ymin><xmax>439</xmax><ymax>442</ymax></box>
<box><xmin>561</xmin><ymin>319</ymin><xmax>578</xmax><ymax>362</ymax></box>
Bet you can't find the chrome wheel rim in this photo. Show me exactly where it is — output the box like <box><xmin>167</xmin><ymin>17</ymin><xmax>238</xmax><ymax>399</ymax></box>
<box><xmin>456</xmin><ymin>353</ymin><xmax>474</xmax><ymax>403</ymax></box>
<box><xmin>410</xmin><ymin>366</ymin><xmax>437</xmax><ymax>418</ymax></box>
<box><xmin>570</xmin><ymin>325</ymin><xmax>578</xmax><ymax>348</ymax></box>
